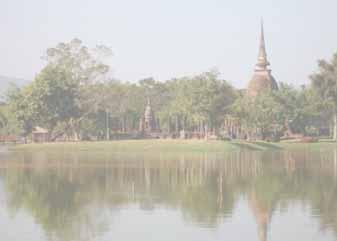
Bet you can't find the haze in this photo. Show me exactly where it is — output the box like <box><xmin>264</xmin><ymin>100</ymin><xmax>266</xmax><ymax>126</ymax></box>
<box><xmin>0</xmin><ymin>0</ymin><xmax>336</xmax><ymax>88</ymax></box>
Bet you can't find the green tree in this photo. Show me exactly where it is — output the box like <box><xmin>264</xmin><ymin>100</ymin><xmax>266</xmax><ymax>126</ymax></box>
<box><xmin>31</xmin><ymin>66</ymin><xmax>79</xmax><ymax>138</ymax></box>
<box><xmin>7</xmin><ymin>39</ymin><xmax>113</xmax><ymax>140</ymax></box>
<box><xmin>6</xmin><ymin>84</ymin><xmax>36</xmax><ymax>139</ymax></box>
<box><xmin>232</xmin><ymin>91</ymin><xmax>284</xmax><ymax>140</ymax></box>
<box><xmin>0</xmin><ymin>103</ymin><xmax>20</xmax><ymax>136</ymax></box>
<box><xmin>310</xmin><ymin>53</ymin><xmax>337</xmax><ymax>140</ymax></box>
<box><xmin>162</xmin><ymin>71</ymin><xmax>236</xmax><ymax>134</ymax></box>
<box><xmin>0</xmin><ymin>105</ymin><xmax>7</xmax><ymax>130</ymax></box>
<box><xmin>44</xmin><ymin>39</ymin><xmax>112</xmax><ymax>139</ymax></box>
<box><xmin>274</xmin><ymin>83</ymin><xmax>329</xmax><ymax>136</ymax></box>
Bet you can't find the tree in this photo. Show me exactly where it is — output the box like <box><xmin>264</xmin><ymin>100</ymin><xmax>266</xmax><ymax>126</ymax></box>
<box><xmin>162</xmin><ymin>71</ymin><xmax>237</xmax><ymax>134</ymax></box>
<box><xmin>273</xmin><ymin>83</ymin><xmax>330</xmax><ymax>136</ymax></box>
<box><xmin>0</xmin><ymin>106</ymin><xmax>7</xmax><ymax>130</ymax></box>
<box><xmin>6</xmin><ymin>84</ymin><xmax>36</xmax><ymax>139</ymax></box>
<box><xmin>45</xmin><ymin>38</ymin><xmax>112</xmax><ymax>85</ymax></box>
<box><xmin>31</xmin><ymin>66</ymin><xmax>80</xmax><ymax>137</ymax></box>
<box><xmin>44</xmin><ymin>39</ymin><xmax>112</xmax><ymax>139</ymax></box>
<box><xmin>0</xmin><ymin>103</ymin><xmax>21</xmax><ymax>136</ymax></box>
<box><xmin>7</xmin><ymin>39</ymin><xmax>113</xmax><ymax>140</ymax></box>
<box><xmin>232</xmin><ymin>91</ymin><xmax>284</xmax><ymax>140</ymax></box>
<box><xmin>310</xmin><ymin>53</ymin><xmax>337</xmax><ymax>140</ymax></box>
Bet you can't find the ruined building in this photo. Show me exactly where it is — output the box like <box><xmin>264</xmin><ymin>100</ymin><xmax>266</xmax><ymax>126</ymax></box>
<box><xmin>247</xmin><ymin>22</ymin><xmax>278</xmax><ymax>97</ymax></box>
<box><xmin>139</xmin><ymin>98</ymin><xmax>159</xmax><ymax>134</ymax></box>
<box><xmin>223</xmin><ymin>22</ymin><xmax>279</xmax><ymax>139</ymax></box>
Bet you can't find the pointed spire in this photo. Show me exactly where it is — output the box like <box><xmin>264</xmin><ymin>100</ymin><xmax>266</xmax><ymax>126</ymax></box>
<box><xmin>259</xmin><ymin>20</ymin><xmax>266</xmax><ymax>58</ymax></box>
<box><xmin>247</xmin><ymin>20</ymin><xmax>278</xmax><ymax>97</ymax></box>
<box><xmin>256</xmin><ymin>19</ymin><xmax>270</xmax><ymax>70</ymax></box>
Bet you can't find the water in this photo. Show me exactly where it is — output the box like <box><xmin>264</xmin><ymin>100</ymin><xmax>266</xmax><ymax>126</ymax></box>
<box><xmin>1</xmin><ymin>147</ymin><xmax>337</xmax><ymax>241</ymax></box>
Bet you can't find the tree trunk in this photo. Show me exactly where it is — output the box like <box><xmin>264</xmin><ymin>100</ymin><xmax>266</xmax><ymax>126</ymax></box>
<box><xmin>333</xmin><ymin>113</ymin><xmax>337</xmax><ymax>141</ymax></box>
<box><xmin>168</xmin><ymin>116</ymin><xmax>171</xmax><ymax>134</ymax></box>
<box><xmin>182</xmin><ymin>116</ymin><xmax>185</xmax><ymax>131</ymax></box>
<box><xmin>122</xmin><ymin>116</ymin><xmax>126</xmax><ymax>133</ymax></box>
<box><xmin>261</xmin><ymin>128</ymin><xmax>266</xmax><ymax>140</ymax></box>
<box><xmin>198</xmin><ymin>121</ymin><xmax>201</xmax><ymax>136</ymax></box>
<box><xmin>106</xmin><ymin>109</ymin><xmax>110</xmax><ymax>140</ymax></box>
<box><xmin>204</xmin><ymin>123</ymin><xmax>208</xmax><ymax>140</ymax></box>
<box><xmin>175</xmin><ymin>116</ymin><xmax>179</xmax><ymax>133</ymax></box>
<box><xmin>333</xmin><ymin>149</ymin><xmax>337</xmax><ymax>179</ymax></box>
<box><xmin>284</xmin><ymin>118</ymin><xmax>293</xmax><ymax>137</ymax></box>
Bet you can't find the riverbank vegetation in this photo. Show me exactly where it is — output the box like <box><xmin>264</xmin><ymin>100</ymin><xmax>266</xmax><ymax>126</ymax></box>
<box><xmin>0</xmin><ymin>39</ymin><xmax>336</xmax><ymax>142</ymax></box>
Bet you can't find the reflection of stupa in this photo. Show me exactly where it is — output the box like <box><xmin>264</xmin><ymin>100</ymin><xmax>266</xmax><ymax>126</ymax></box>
<box><xmin>247</xmin><ymin>22</ymin><xmax>278</xmax><ymax>97</ymax></box>
<box><xmin>249</xmin><ymin>192</ymin><xmax>271</xmax><ymax>241</ymax></box>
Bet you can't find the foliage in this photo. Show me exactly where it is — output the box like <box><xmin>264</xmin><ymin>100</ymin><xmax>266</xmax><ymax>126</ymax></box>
<box><xmin>232</xmin><ymin>90</ymin><xmax>284</xmax><ymax>140</ymax></box>
<box><xmin>310</xmin><ymin>53</ymin><xmax>337</xmax><ymax>139</ymax></box>
<box><xmin>161</xmin><ymin>71</ymin><xmax>237</xmax><ymax>132</ymax></box>
<box><xmin>232</xmin><ymin>83</ymin><xmax>332</xmax><ymax>139</ymax></box>
<box><xmin>0</xmin><ymin>103</ymin><xmax>20</xmax><ymax>136</ymax></box>
<box><xmin>274</xmin><ymin>84</ymin><xmax>331</xmax><ymax>135</ymax></box>
<box><xmin>6</xmin><ymin>84</ymin><xmax>36</xmax><ymax>137</ymax></box>
<box><xmin>2</xmin><ymin>40</ymin><xmax>336</xmax><ymax>141</ymax></box>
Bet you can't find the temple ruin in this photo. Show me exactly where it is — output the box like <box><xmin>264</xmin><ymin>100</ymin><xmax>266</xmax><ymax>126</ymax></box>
<box><xmin>247</xmin><ymin>21</ymin><xmax>278</xmax><ymax>97</ymax></box>
<box><xmin>139</xmin><ymin>98</ymin><xmax>160</xmax><ymax>135</ymax></box>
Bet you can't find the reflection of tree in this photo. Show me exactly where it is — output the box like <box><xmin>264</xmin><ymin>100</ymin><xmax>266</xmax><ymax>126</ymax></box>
<box><xmin>2</xmin><ymin>168</ymin><xmax>113</xmax><ymax>241</ymax></box>
<box><xmin>247</xmin><ymin>149</ymin><xmax>337</xmax><ymax>240</ymax></box>
<box><xmin>1</xmin><ymin>148</ymin><xmax>337</xmax><ymax>241</ymax></box>
<box><xmin>279</xmin><ymin>149</ymin><xmax>337</xmax><ymax>235</ymax></box>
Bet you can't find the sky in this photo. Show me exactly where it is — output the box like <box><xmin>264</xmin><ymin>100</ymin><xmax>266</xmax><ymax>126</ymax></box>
<box><xmin>0</xmin><ymin>0</ymin><xmax>336</xmax><ymax>88</ymax></box>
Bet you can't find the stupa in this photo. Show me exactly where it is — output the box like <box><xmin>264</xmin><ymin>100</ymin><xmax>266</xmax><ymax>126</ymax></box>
<box><xmin>247</xmin><ymin>22</ymin><xmax>278</xmax><ymax>97</ymax></box>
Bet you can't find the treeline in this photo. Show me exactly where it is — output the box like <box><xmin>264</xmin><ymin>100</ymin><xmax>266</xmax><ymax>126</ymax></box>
<box><xmin>0</xmin><ymin>39</ymin><xmax>336</xmax><ymax>141</ymax></box>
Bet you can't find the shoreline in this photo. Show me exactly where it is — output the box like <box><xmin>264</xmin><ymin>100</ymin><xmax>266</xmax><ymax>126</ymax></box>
<box><xmin>10</xmin><ymin>139</ymin><xmax>337</xmax><ymax>153</ymax></box>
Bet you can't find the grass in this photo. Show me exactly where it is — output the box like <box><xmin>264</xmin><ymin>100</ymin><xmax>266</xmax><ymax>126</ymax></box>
<box><xmin>11</xmin><ymin>139</ymin><xmax>337</xmax><ymax>153</ymax></box>
<box><xmin>279</xmin><ymin>140</ymin><xmax>337</xmax><ymax>151</ymax></box>
<box><xmin>13</xmin><ymin>139</ymin><xmax>236</xmax><ymax>153</ymax></box>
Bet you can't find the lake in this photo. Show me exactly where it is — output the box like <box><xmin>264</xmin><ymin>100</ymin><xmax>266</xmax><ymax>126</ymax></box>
<box><xmin>0</xmin><ymin>146</ymin><xmax>337</xmax><ymax>241</ymax></box>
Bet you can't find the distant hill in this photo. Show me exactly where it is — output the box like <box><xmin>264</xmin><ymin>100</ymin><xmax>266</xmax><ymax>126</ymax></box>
<box><xmin>0</xmin><ymin>75</ymin><xmax>30</xmax><ymax>97</ymax></box>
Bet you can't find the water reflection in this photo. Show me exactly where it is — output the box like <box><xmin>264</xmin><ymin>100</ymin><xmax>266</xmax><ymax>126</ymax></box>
<box><xmin>0</xmin><ymin>148</ymin><xmax>337</xmax><ymax>241</ymax></box>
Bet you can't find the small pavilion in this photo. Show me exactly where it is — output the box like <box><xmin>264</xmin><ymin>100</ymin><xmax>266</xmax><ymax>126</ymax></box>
<box><xmin>32</xmin><ymin>127</ymin><xmax>49</xmax><ymax>143</ymax></box>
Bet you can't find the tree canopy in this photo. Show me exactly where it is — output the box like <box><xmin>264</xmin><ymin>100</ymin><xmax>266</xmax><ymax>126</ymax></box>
<box><xmin>1</xmin><ymin>39</ymin><xmax>336</xmax><ymax>141</ymax></box>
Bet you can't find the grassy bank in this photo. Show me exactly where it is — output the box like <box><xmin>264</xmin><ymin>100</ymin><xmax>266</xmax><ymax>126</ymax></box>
<box><xmin>11</xmin><ymin>139</ymin><xmax>337</xmax><ymax>153</ymax></box>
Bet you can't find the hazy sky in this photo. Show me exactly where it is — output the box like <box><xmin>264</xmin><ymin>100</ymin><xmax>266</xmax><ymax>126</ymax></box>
<box><xmin>0</xmin><ymin>0</ymin><xmax>336</xmax><ymax>88</ymax></box>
